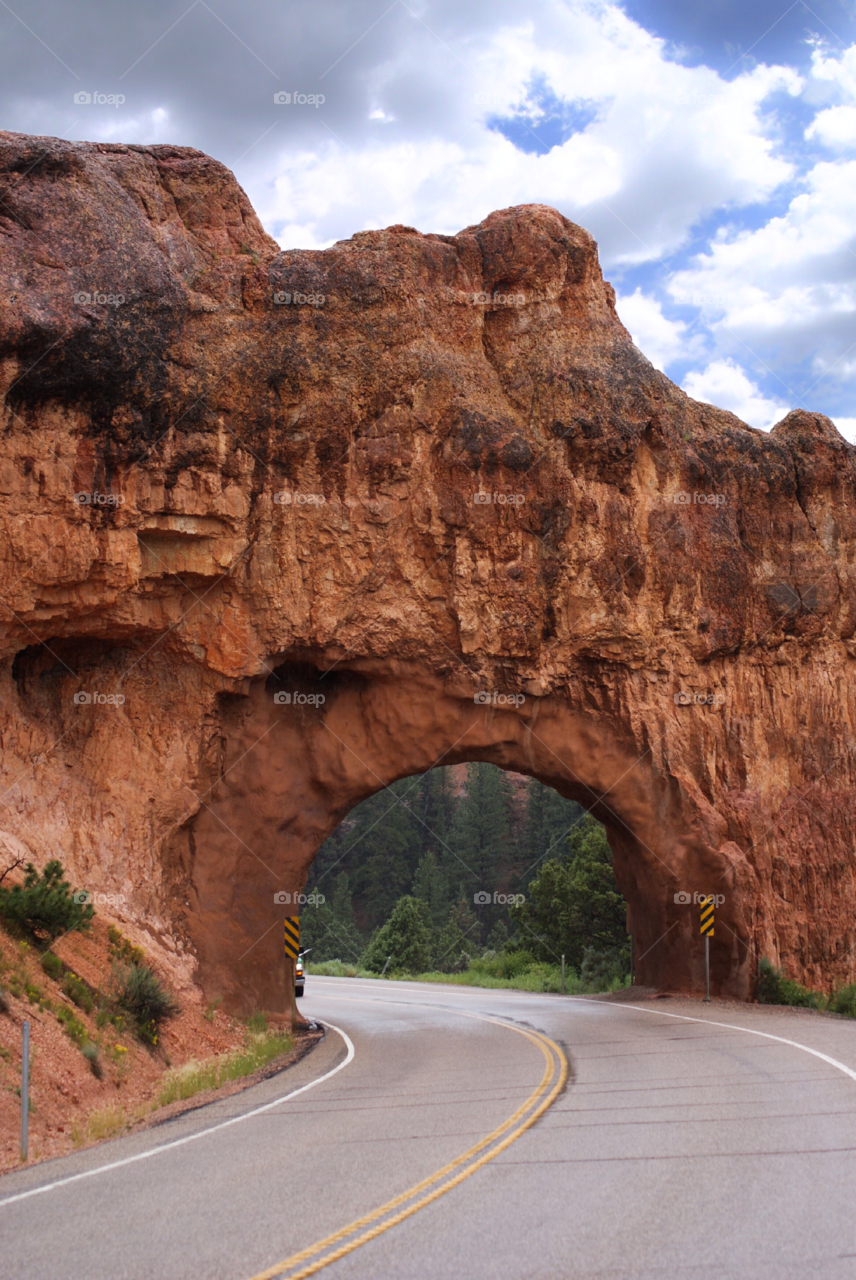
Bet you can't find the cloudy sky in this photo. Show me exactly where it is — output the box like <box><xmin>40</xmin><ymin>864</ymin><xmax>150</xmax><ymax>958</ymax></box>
<box><xmin>2</xmin><ymin>0</ymin><xmax>856</xmax><ymax>437</ymax></box>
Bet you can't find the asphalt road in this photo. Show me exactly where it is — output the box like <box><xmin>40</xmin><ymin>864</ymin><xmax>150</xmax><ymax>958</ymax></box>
<box><xmin>2</xmin><ymin>978</ymin><xmax>856</xmax><ymax>1279</ymax></box>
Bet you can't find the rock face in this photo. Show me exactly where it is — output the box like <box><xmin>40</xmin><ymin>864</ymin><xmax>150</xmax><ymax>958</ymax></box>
<box><xmin>2</xmin><ymin>130</ymin><xmax>856</xmax><ymax>1012</ymax></box>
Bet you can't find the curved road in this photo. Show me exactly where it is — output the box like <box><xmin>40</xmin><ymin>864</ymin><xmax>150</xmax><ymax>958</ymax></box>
<box><xmin>1</xmin><ymin>978</ymin><xmax>856</xmax><ymax>1279</ymax></box>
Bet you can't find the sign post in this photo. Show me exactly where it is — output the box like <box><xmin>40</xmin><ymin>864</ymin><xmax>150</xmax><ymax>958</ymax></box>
<box><xmin>20</xmin><ymin>1020</ymin><xmax>29</xmax><ymax>1161</ymax></box>
<box><xmin>700</xmin><ymin>896</ymin><xmax>714</xmax><ymax>1003</ymax></box>
<box><xmin>284</xmin><ymin>916</ymin><xmax>300</xmax><ymax>1031</ymax></box>
<box><xmin>626</xmin><ymin>904</ymin><xmax>634</xmax><ymax>986</ymax></box>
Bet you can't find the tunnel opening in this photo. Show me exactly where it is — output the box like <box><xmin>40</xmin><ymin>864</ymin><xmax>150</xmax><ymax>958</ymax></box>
<box><xmin>299</xmin><ymin>763</ymin><xmax>633</xmax><ymax>995</ymax></box>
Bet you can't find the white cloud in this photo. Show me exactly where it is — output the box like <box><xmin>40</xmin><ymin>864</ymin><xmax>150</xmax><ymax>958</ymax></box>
<box><xmin>253</xmin><ymin>2</ymin><xmax>800</xmax><ymax>264</ymax></box>
<box><xmin>832</xmin><ymin>417</ymin><xmax>856</xmax><ymax>444</ymax></box>
<box><xmin>682</xmin><ymin>360</ymin><xmax>788</xmax><ymax>431</ymax></box>
<box><xmin>665</xmin><ymin>44</ymin><xmax>856</xmax><ymax>395</ymax></box>
<box><xmin>614</xmin><ymin>289</ymin><xmax>691</xmax><ymax>371</ymax></box>
<box><xmin>667</xmin><ymin>157</ymin><xmax>856</xmax><ymax>385</ymax></box>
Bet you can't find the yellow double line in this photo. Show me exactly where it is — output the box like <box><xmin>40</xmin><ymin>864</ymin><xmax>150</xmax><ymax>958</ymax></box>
<box><xmin>247</xmin><ymin>1019</ymin><xmax>567</xmax><ymax>1280</ymax></box>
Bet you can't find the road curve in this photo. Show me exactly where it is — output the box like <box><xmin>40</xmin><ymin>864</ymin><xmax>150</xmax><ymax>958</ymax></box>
<box><xmin>1</xmin><ymin>978</ymin><xmax>855</xmax><ymax>1279</ymax></box>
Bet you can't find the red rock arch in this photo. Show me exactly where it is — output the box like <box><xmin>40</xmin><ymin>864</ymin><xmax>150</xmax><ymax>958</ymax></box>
<box><xmin>180</xmin><ymin>661</ymin><xmax>758</xmax><ymax>1011</ymax></box>
<box><xmin>1</xmin><ymin>132</ymin><xmax>855</xmax><ymax>1013</ymax></box>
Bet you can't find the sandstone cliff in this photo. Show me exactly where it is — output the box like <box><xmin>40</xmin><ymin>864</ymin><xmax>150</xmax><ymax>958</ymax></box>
<box><xmin>1</xmin><ymin>130</ymin><xmax>855</xmax><ymax>1010</ymax></box>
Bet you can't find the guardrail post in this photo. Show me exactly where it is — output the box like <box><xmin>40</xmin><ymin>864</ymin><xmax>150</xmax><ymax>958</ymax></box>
<box><xmin>20</xmin><ymin>1020</ymin><xmax>29</xmax><ymax>1161</ymax></box>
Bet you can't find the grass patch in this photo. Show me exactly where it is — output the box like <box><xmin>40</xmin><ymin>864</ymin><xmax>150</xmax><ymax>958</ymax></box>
<box><xmin>309</xmin><ymin>954</ymin><xmax>630</xmax><ymax>995</ymax></box>
<box><xmin>85</xmin><ymin>1103</ymin><xmax>126</xmax><ymax>1141</ymax></box>
<box><xmin>157</xmin><ymin>1031</ymin><xmax>293</xmax><ymax>1107</ymax></box>
<box><xmin>307</xmin><ymin>960</ymin><xmax>376</xmax><ymax>978</ymax></box>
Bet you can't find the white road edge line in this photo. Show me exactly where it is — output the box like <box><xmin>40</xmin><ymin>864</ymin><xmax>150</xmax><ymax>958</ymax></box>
<box><xmin>0</xmin><ymin>1021</ymin><xmax>355</xmax><ymax>1208</ymax></box>
<box><xmin>600</xmin><ymin>1002</ymin><xmax>856</xmax><ymax>1083</ymax></box>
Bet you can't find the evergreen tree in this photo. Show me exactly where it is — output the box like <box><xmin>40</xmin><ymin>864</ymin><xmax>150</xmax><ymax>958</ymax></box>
<box><xmin>361</xmin><ymin>896</ymin><xmax>433</xmax><ymax>974</ymax></box>
<box><xmin>336</xmin><ymin>780</ymin><xmax>423</xmax><ymax>932</ymax></box>
<box><xmin>511</xmin><ymin>816</ymin><xmax>627</xmax><ymax>969</ymax></box>
<box><xmin>434</xmin><ymin>898</ymin><xmax>481</xmax><ymax>973</ymax></box>
<box><xmin>300</xmin><ymin>872</ymin><xmax>364</xmax><ymax>963</ymax></box>
<box><xmin>520</xmin><ymin>781</ymin><xmax>585</xmax><ymax>881</ymax></box>
<box><xmin>412</xmin><ymin>850</ymin><xmax>449</xmax><ymax>931</ymax></box>
<box><xmin>451</xmin><ymin>763</ymin><xmax>511</xmax><ymax>894</ymax></box>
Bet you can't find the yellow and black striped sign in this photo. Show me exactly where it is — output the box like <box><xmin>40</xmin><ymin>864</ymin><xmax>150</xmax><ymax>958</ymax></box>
<box><xmin>699</xmin><ymin>897</ymin><xmax>715</xmax><ymax>937</ymax></box>
<box><xmin>284</xmin><ymin>916</ymin><xmax>300</xmax><ymax>959</ymax></box>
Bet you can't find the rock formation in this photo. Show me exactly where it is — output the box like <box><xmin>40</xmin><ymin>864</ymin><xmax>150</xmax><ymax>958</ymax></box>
<box><xmin>1</xmin><ymin>129</ymin><xmax>855</xmax><ymax>1012</ymax></box>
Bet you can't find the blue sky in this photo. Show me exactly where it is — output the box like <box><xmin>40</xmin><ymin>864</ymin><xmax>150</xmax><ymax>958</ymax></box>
<box><xmin>2</xmin><ymin>0</ymin><xmax>856</xmax><ymax>434</ymax></box>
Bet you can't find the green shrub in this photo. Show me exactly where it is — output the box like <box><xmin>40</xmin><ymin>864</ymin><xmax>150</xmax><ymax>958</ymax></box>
<box><xmin>62</xmin><ymin>972</ymin><xmax>94</xmax><ymax>1014</ymax></box>
<box><xmin>756</xmin><ymin>957</ymin><xmax>823</xmax><ymax>1008</ymax></box>
<box><xmin>40</xmin><ymin>951</ymin><xmax>64</xmax><ymax>981</ymax></box>
<box><xmin>56</xmin><ymin>1004</ymin><xmax>88</xmax><ymax>1046</ymax></box>
<box><xmin>107</xmin><ymin>926</ymin><xmax>145</xmax><ymax>966</ymax></box>
<box><xmin>0</xmin><ymin>860</ymin><xmax>93</xmax><ymax>943</ymax></box>
<box><xmin>81</xmin><ymin>1041</ymin><xmax>103</xmax><ymax>1079</ymax></box>
<box><xmin>112</xmin><ymin>963</ymin><xmax>179</xmax><ymax>1045</ymax></box>
<box><xmin>580</xmin><ymin>945</ymin><xmax>630</xmax><ymax>992</ymax></box>
<box><xmin>829</xmin><ymin>984</ymin><xmax>856</xmax><ymax>1019</ymax></box>
<box><xmin>247</xmin><ymin>1011</ymin><xmax>268</xmax><ymax>1034</ymax></box>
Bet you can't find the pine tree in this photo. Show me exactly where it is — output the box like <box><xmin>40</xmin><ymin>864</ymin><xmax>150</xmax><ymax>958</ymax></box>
<box><xmin>412</xmin><ymin>850</ymin><xmax>448</xmax><ymax>931</ymax></box>
<box><xmin>434</xmin><ymin>898</ymin><xmax>481</xmax><ymax>972</ymax></box>
<box><xmin>361</xmin><ymin>896</ymin><xmax>433</xmax><ymax>974</ymax></box>
<box><xmin>451</xmin><ymin>763</ymin><xmax>511</xmax><ymax>893</ymax></box>
<box><xmin>511</xmin><ymin>815</ymin><xmax>627</xmax><ymax>969</ymax></box>
<box><xmin>300</xmin><ymin>872</ymin><xmax>364</xmax><ymax>963</ymax></box>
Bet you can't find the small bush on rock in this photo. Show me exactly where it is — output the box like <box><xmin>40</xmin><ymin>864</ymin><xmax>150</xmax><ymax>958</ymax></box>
<box><xmin>112</xmin><ymin>963</ymin><xmax>179</xmax><ymax>1045</ymax></box>
<box><xmin>756</xmin><ymin>958</ymin><xmax>823</xmax><ymax>1008</ymax></box>
<box><xmin>830</xmin><ymin>984</ymin><xmax>856</xmax><ymax>1019</ymax></box>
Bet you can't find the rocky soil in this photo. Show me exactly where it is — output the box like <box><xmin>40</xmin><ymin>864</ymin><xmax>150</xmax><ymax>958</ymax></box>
<box><xmin>0</xmin><ymin>908</ymin><xmax>300</xmax><ymax>1174</ymax></box>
